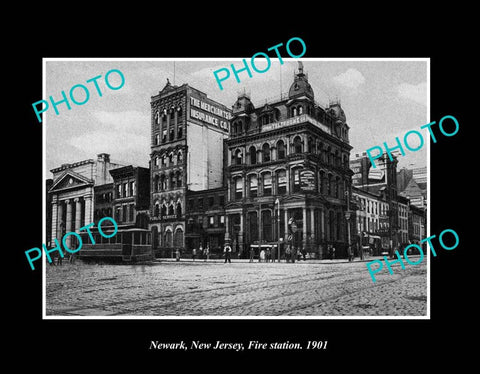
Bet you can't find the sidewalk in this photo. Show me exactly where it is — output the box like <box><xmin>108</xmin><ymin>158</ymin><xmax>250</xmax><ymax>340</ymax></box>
<box><xmin>153</xmin><ymin>255</ymin><xmax>415</xmax><ymax>265</ymax></box>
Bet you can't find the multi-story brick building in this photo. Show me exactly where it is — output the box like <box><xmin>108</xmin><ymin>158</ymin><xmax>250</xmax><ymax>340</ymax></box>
<box><xmin>224</xmin><ymin>64</ymin><xmax>354</xmax><ymax>259</ymax></box>
<box><xmin>149</xmin><ymin>79</ymin><xmax>232</xmax><ymax>256</ymax></box>
<box><xmin>110</xmin><ymin>165</ymin><xmax>150</xmax><ymax>229</ymax></box>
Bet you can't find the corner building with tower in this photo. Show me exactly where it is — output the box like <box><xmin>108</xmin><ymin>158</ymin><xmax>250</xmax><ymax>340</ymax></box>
<box><xmin>224</xmin><ymin>64</ymin><xmax>354</xmax><ymax>259</ymax></box>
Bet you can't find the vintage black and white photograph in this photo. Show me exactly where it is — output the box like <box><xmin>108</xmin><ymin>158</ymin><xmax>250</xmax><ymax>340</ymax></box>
<box><xmin>43</xmin><ymin>58</ymin><xmax>429</xmax><ymax>318</ymax></box>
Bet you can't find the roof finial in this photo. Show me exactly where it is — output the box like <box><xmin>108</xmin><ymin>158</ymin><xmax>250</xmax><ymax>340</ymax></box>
<box><xmin>298</xmin><ymin>61</ymin><xmax>304</xmax><ymax>75</ymax></box>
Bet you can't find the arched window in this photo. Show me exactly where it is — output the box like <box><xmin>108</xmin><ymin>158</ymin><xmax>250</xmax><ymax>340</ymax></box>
<box><xmin>262</xmin><ymin>172</ymin><xmax>272</xmax><ymax>196</ymax></box>
<box><xmin>165</xmin><ymin>229</ymin><xmax>173</xmax><ymax>248</ymax></box>
<box><xmin>298</xmin><ymin>106</ymin><xmax>303</xmax><ymax>115</ymax></box>
<box><xmin>236</xmin><ymin>120</ymin><xmax>243</xmax><ymax>134</ymax></box>
<box><xmin>319</xmin><ymin>171</ymin><xmax>325</xmax><ymax>195</ymax></box>
<box><xmin>233</xmin><ymin>149</ymin><xmax>242</xmax><ymax>165</ymax></box>
<box><xmin>177</xmin><ymin>126</ymin><xmax>183</xmax><ymax>139</ymax></box>
<box><xmin>277</xmin><ymin>140</ymin><xmax>286</xmax><ymax>160</ymax></box>
<box><xmin>318</xmin><ymin>142</ymin><xmax>324</xmax><ymax>160</ymax></box>
<box><xmin>154</xmin><ymin>203</ymin><xmax>160</xmax><ymax>217</ymax></box>
<box><xmin>168</xmin><ymin>153</ymin><xmax>173</xmax><ymax>166</ymax></box>
<box><xmin>262</xmin><ymin>143</ymin><xmax>270</xmax><ymax>162</ymax></box>
<box><xmin>249</xmin><ymin>146</ymin><xmax>257</xmax><ymax>165</ymax></box>
<box><xmin>170</xmin><ymin>172</ymin><xmax>175</xmax><ymax>189</ymax></box>
<box><xmin>176</xmin><ymin>202</ymin><xmax>182</xmax><ymax>217</ymax></box>
<box><xmin>160</xmin><ymin>175</ymin><xmax>166</xmax><ymax>190</ymax></box>
<box><xmin>168</xmin><ymin>204</ymin><xmax>174</xmax><ymax>216</ymax></box>
<box><xmin>176</xmin><ymin>171</ymin><xmax>182</xmax><ymax>188</ymax></box>
<box><xmin>177</xmin><ymin>151</ymin><xmax>183</xmax><ymax>164</ymax></box>
<box><xmin>161</xmin><ymin>204</ymin><xmax>167</xmax><ymax>217</ymax></box>
<box><xmin>249</xmin><ymin>174</ymin><xmax>258</xmax><ymax>198</ymax></box>
<box><xmin>277</xmin><ymin>170</ymin><xmax>287</xmax><ymax>194</ymax></box>
<box><xmin>154</xmin><ymin>175</ymin><xmax>159</xmax><ymax>192</ymax></box>
<box><xmin>292</xmin><ymin>107</ymin><xmax>297</xmax><ymax>117</ymax></box>
<box><xmin>173</xmin><ymin>227</ymin><xmax>183</xmax><ymax>248</ymax></box>
<box><xmin>293</xmin><ymin>136</ymin><xmax>303</xmax><ymax>154</ymax></box>
<box><xmin>335</xmin><ymin>176</ymin><xmax>340</xmax><ymax>198</ymax></box>
<box><xmin>307</xmin><ymin>137</ymin><xmax>316</xmax><ymax>153</ymax></box>
<box><xmin>327</xmin><ymin>174</ymin><xmax>332</xmax><ymax>195</ymax></box>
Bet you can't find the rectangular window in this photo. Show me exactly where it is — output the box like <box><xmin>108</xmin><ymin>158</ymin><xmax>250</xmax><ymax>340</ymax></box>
<box><xmin>129</xmin><ymin>181</ymin><xmax>135</xmax><ymax>197</ymax></box>
<box><xmin>277</xmin><ymin>171</ymin><xmax>287</xmax><ymax>195</ymax></box>
<box><xmin>123</xmin><ymin>182</ymin><xmax>128</xmax><ymax>197</ymax></box>
<box><xmin>235</xmin><ymin>178</ymin><xmax>243</xmax><ymax>200</ymax></box>
<box><xmin>129</xmin><ymin>203</ymin><xmax>135</xmax><ymax>222</ymax></box>
<box><xmin>122</xmin><ymin>205</ymin><xmax>127</xmax><ymax>222</ymax></box>
<box><xmin>198</xmin><ymin>198</ymin><xmax>204</xmax><ymax>210</ymax></box>
<box><xmin>263</xmin><ymin>173</ymin><xmax>272</xmax><ymax>196</ymax></box>
<box><xmin>188</xmin><ymin>199</ymin><xmax>195</xmax><ymax>210</ymax></box>
<box><xmin>219</xmin><ymin>215</ymin><xmax>225</xmax><ymax>227</ymax></box>
<box><xmin>219</xmin><ymin>195</ymin><xmax>225</xmax><ymax>206</ymax></box>
<box><xmin>209</xmin><ymin>216</ymin><xmax>214</xmax><ymax>227</ymax></box>
<box><xmin>249</xmin><ymin>176</ymin><xmax>258</xmax><ymax>198</ymax></box>
<box><xmin>162</xmin><ymin>130</ymin><xmax>167</xmax><ymax>142</ymax></box>
<box><xmin>293</xmin><ymin>169</ymin><xmax>301</xmax><ymax>193</ymax></box>
<box><xmin>208</xmin><ymin>196</ymin><xmax>215</xmax><ymax>208</ymax></box>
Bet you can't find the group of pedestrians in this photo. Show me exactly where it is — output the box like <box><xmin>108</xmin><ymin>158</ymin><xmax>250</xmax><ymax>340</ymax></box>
<box><xmin>176</xmin><ymin>245</ymin><xmax>211</xmax><ymax>262</ymax></box>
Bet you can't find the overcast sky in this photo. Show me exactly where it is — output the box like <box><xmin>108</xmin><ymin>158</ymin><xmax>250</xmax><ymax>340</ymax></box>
<box><xmin>45</xmin><ymin>59</ymin><xmax>428</xmax><ymax>178</ymax></box>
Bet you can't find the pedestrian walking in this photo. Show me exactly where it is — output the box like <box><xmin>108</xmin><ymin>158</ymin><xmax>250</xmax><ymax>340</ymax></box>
<box><xmin>204</xmin><ymin>246</ymin><xmax>210</xmax><ymax>261</ymax></box>
<box><xmin>224</xmin><ymin>243</ymin><xmax>232</xmax><ymax>263</ymax></box>
<box><xmin>175</xmin><ymin>248</ymin><xmax>181</xmax><ymax>262</ymax></box>
<box><xmin>192</xmin><ymin>247</ymin><xmax>197</xmax><ymax>261</ymax></box>
<box><xmin>249</xmin><ymin>246</ymin><xmax>254</xmax><ymax>263</ymax></box>
<box><xmin>271</xmin><ymin>245</ymin><xmax>276</xmax><ymax>263</ymax></box>
<box><xmin>265</xmin><ymin>246</ymin><xmax>271</xmax><ymax>262</ymax></box>
<box><xmin>285</xmin><ymin>245</ymin><xmax>291</xmax><ymax>263</ymax></box>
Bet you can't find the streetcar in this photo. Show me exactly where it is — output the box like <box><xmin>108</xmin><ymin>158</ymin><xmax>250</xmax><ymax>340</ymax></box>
<box><xmin>78</xmin><ymin>227</ymin><xmax>153</xmax><ymax>263</ymax></box>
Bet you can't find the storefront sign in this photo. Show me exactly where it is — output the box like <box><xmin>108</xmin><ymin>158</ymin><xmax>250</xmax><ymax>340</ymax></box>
<box><xmin>189</xmin><ymin>96</ymin><xmax>231</xmax><ymax>131</ymax></box>
<box><xmin>300</xmin><ymin>170</ymin><xmax>316</xmax><ymax>191</ymax></box>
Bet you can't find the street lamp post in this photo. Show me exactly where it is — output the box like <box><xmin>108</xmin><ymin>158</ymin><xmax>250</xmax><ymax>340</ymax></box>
<box><xmin>275</xmin><ymin>198</ymin><xmax>280</xmax><ymax>262</ymax></box>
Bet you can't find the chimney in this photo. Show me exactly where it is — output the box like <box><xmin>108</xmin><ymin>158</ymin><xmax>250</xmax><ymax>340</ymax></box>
<box><xmin>96</xmin><ymin>153</ymin><xmax>111</xmax><ymax>184</ymax></box>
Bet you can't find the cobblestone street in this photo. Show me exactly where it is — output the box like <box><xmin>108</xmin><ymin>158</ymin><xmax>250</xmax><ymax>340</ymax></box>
<box><xmin>45</xmin><ymin>258</ymin><xmax>427</xmax><ymax>317</ymax></box>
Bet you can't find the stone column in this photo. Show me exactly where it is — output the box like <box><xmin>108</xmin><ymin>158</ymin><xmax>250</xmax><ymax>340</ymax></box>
<box><xmin>302</xmin><ymin>206</ymin><xmax>307</xmax><ymax>248</ymax></box>
<box><xmin>65</xmin><ymin>199</ymin><xmax>73</xmax><ymax>249</ymax></box>
<box><xmin>74</xmin><ymin>198</ymin><xmax>82</xmax><ymax>231</ymax></box>
<box><xmin>310</xmin><ymin>208</ymin><xmax>315</xmax><ymax>240</ymax></box>
<box><xmin>284</xmin><ymin>209</ymin><xmax>288</xmax><ymax>238</ymax></box>
<box><xmin>237</xmin><ymin>212</ymin><xmax>244</xmax><ymax>254</ymax></box>
<box><xmin>57</xmin><ymin>200</ymin><xmax>64</xmax><ymax>240</ymax></box>
<box><xmin>83</xmin><ymin>194</ymin><xmax>93</xmax><ymax>225</ymax></box>
<box><xmin>286</xmin><ymin>167</ymin><xmax>291</xmax><ymax>194</ymax></box>
<box><xmin>51</xmin><ymin>195</ymin><xmax>58</xmax><ymax>245</ymax></box>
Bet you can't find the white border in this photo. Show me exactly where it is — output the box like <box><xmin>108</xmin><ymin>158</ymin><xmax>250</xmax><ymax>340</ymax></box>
<box><xmin>42</xmin><ymin>57</ymin><xmax>430</xmax><ymax>320</ymax></box>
